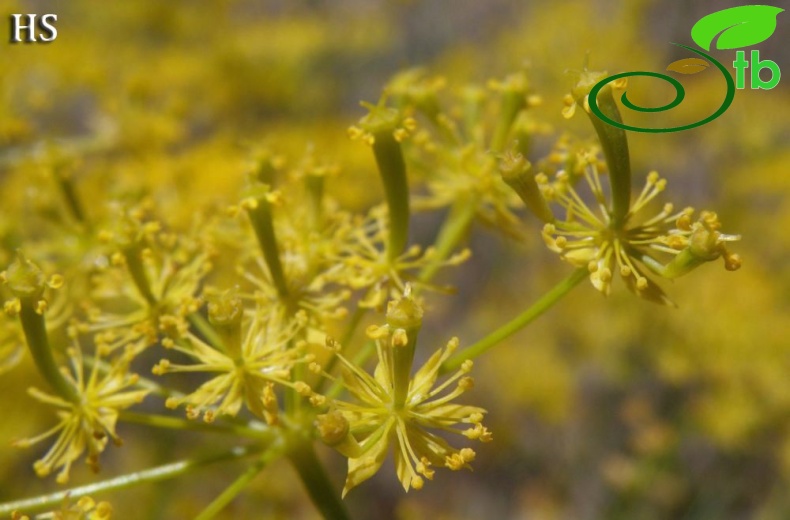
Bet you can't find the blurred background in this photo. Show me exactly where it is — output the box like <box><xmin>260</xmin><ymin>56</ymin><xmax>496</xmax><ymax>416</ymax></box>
<box><xmin>1</xmin><ymin>0</ymin><xmax>789</xmax><ymax>518</ymax></box>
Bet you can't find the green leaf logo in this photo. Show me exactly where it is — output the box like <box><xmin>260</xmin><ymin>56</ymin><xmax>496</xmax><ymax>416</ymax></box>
<box><xmin>691</xmin><ymin>5</ymin><xmax>784</xmax><ymax>51</ymax></box>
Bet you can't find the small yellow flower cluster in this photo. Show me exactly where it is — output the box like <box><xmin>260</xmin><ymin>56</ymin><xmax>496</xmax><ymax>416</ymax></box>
<box><xmin>86</xmin><ymin>204</ymin><xmax>213</xmax><ymax>355</ymax></box>
<box><xmin>541</xmin><ymin>164</ymin><xmax>741</xmax><ymax>303</ymax></box>
<box><xmin>312</xmin><ymin>290</ymin><xmax>491</xmax><ymax>495</ymax></box>
<box><xmin>13</xmin><ymin>335</ymin><xmax>148</xmax><ymax>483</ymax></box>
<box><xmin>385</xmin><ymin>69</ymin><xmax>556</xmax><ymax>241</ymax></box>
<box><xmin>347</xmin><ymin>98</ymin><xmax>417</xmax><ymax>146</ymax></box>
<box><xmin>152</xmin><ymin>294</ymin><xmax>312</xmax><ymax>424</ymax></box>
<box><xmin>334</xmin><ymin>205</ymin><xmax>470</xmax><ymax>309</ymax></box>
<box><xmin>230</xmin><ymin>175</ymin><xmax>352</xmax><ymax>326</ymax></box>
<box><xmin>2</xmin><ymin>254</ymin><xmax>149</xmax><ymax>483</ymax></box>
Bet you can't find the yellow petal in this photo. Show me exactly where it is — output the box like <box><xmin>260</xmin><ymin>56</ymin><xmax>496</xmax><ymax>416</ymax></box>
<box><xmin>342</xmin><ymin>422</ymin><xmax>392</xmax><ymax>497</ymax></box>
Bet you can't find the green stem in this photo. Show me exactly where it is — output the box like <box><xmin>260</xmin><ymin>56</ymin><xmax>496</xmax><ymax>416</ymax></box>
<box><xmin>123</xmin><ymin>246</ymin><xmax>157</xmax><ymax>306</ymax></box>
<box><xmin>284</xmin><ymin>339</ymin><xmax>303</xmax><ymax>416</ymax></box>
<box><xmin>499</xmin><ymin>154</ymin><xmax>555</xmax><ymax>224</ymax></box>
<box><xmin>340</xmin><ymin>307</ymin><xmax>368</xmax><ymax>351</ymax></box>
<box><xmin>119</xmin><ymin>411</ymin><xmax>275</xmax><ymax>440</ymax></box>
<box><xmin>442</xmin><ymin>267</ymin><xmax>587</xmax><ymax>372</ymax></box>
<box><xmin>56</xmin><ymin>174</ymin><xmax>87</xmax><ymax>226</ymax></box>
<box><xmin>586</xmin><ymin>84</ymin><xmax>631</xmax><ymax>228</ymax></box>
<box><xmin>85</xmin><ymin>355</ymin><xmax>184</xmax><ymax>399</ymax></box>
<box><xmin>194</xmin><ymin>441</ymin><xmax>285</xmax><ymax>520</ymax></box>
<box><xmin>188</xmin><ymin>312</ymin><xmax>225</xmax><ymax>352</ymax></box>
<box><xmin>0</xmin><ymin>445</ymin><xmax>266</xmax><ymax>517</ymax></box>
<box><xmin>418</xmin><ymin>198</ymin><xmax>476</xmax><ymax>283</ymax></box>
<box><xmin>247</xmin><ymin>196</ymin><xmax>289</xmax><ymax>299</ymax></box>
<box><xmin>490</xmin><ymin>89</ymin><xmax>525</xmax><ymax>153</ymax></box>
<box><xmin>287</xmin><ymin>440</ymin><xmax>351</xmax><ymax>520</ymax></box>
<box><xmin>460</xmin><ymin>87</ymin><xmax>485</xmax><ymax>146</ymax></box>
<box><xmin>18</xmin><ymin>298</ymin><xmax>79</xmax><ymax>403</ymax></box>
<box><xmin>315</xmin><ymin>307</ymin><xmax>368</xmax><ymax>394</ymax></box>
<box><xmin>306</xmin><ymin>173</ymin><xmax>325</xmax><ymax>232</ymax></box>
<box><xmin>327</xmin><ymin>340</ymin><xmax>375</xmax><ymax>399</ymax></box>
<box><xmin>372</xmin><ymin>131</ymin><xmax>410</xmax><ymax>261</ymax></box>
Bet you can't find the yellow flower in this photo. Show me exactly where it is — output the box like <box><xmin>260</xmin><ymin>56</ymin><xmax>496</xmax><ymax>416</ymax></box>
<box><xmin>12</xmin><ymin>339</ymin><xmax>148</xmax><ymax>484</ymax></box>
<box><xmin>314</xmin><ymin>291</ymin><xmax>490</xmax><ymax>495</ymax></box>
<box><xmin>336</xmin><ymin>205</ymin><xmax>469</xmax><ymax>309</ymax></box>
<box><xmin>230</xmin><ymin>161</ymin><xmax>352</xmax><ymax>328</ymax></box>
<box><xmin>541</xmin><ymin>164</ymin><xmax>741</xmax><ymax>303</ymax></box>
<box><xmin>86</xmin><ymin>206</ymin><xmax>212</xmax><ymax>355</ymax></box>
<box><xmin>153</xmin><ymin>295</ymin><xmax>311</xmax><ymax>424</ymax></box>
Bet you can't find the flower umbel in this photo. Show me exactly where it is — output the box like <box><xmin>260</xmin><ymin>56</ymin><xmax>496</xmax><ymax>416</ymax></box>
<box><xmin>541</xmin><ymin>164</ymin><xmax>741</xmax><ymax>303</ymax></box>
<box><xmin>314</xmin><ymin>290</ymin><xmax>490</xmax><ymax>495</ymax></box>
<box><xmin>153</xmin><ymin>293</ymin><xmax>311</xmax><ymax>424</ymax></box>
<box><xmin>12</xmin><ymin>337</ymin><xmax>148</xmax><ymax>484</ymax></box>
<box><xmin>87</xmin><ymin>207</ymin><xmax>212</xmax><ymax>356</ymax></box>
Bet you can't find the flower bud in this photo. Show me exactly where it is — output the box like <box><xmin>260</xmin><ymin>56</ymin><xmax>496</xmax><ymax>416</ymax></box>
<box><xmin>385</xmin><ymin>287</ymin><xmax>423</xmax><ymax>330</ymax></box>
<box><xmin>2</xmin><ymin>252</ymin><xmax>46</xmax><ymax>300</ymax></box>
<box><xmin>499</xmin><ymin>150</ymin><xmax>554</xmax><ymax>223</ymax></box>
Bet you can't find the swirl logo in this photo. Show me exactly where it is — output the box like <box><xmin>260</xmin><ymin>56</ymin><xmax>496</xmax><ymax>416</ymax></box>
<box><xmin>589</xmin><ymin>5</ymin><xmax>784</xmax><ymax>133</ymax></box>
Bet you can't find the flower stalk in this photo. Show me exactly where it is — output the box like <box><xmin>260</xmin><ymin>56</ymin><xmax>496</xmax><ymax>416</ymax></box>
<box><xmin>244</xmin><ymin>183</ymin><xmax>290</xmax><ymax>298</ymax></box>
<box><xmin>194</xmin><ymin>440</ymin><xmax>286</xmax><ymax>520</ymax></box>
<box><xmin>2</xmin><ymin>254</ymin><xmax>78</xmax><ymax>403</ymax></box>
<box><xmin>351</xmin><ymin>100</ymin><xmax>413</xmax><ymax>261</ymax></box>
<box><xmin>0</xmin><ymin>445</ymin><xmax>267</xmax><ymax>518</ymax></box>
<box><xmin>419</xmin><ymin>198</ymin><xmax>477</xmax><ymax>283</ymax></box>
<box><xmin>122</xmin><ymin>244</ymin><xmax>158</xmax><ymax>306</ymax></box>
<box><xmin>286</xmin><ymin>435</ymin><xmax>351</xmax><ymax>520</ymax></box>
<box><xmin>385</xmin><ymin>288</ymin><xmax>423</xmax><ymax>408</ymax></box>
<box><xmin>582</xmin><ymin>82</ymin><xmax>631</xmax><ymax>227</ymax></box>
<box><xmin>442</xmin><ymin>267</ymin><xmax>587</xmax><ymax>373</ymax></box>
<box><xmin>499</xmin><ymin>150</ymin><xmax>554</xmax><ymax>224</ymax></box>
<box><xmin>490</xmin><ymin>73</ymin><xmax>529</xmax><ymax>153</ymax></box>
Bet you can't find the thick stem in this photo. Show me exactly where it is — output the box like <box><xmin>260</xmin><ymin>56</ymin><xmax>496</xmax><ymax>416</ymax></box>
<box><xmin>441</xmin><ymin>267</ymin><xmax>587</xmax><ymax>372</ymax></box>
<box><xmin>371</xmin><ymin>131</ymin><xmax>410</xmax><ymax>262</ymax></box>
<box><xmin>392</xmin><ymin>337</ymin><xmax>416</xmax><ymax>408</ymax></box>
<box><xmin>0</xmin><ymin>445</ymin><xmax>266</xmax><ymax>517</ymax></box>
<box><xmin>287</xmin><ymin>440</ymin><xmax>351</xmax><ymax>520</ymax></box>
<box><xmin>194</xmin><ymin>441</ymin><xmax>285</xmax><ymax>520</ymax></box>
<box><xmin>19</xmin><ymin>298</ymin><xmax>79</xmax><ymax>403</ymax></box>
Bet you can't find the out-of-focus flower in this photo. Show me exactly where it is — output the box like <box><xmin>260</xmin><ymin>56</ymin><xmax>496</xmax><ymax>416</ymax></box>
<box><xmin>86</xmin><ymin>205</ymin><xmax>212</xmax><ymax>356</ymax></box>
